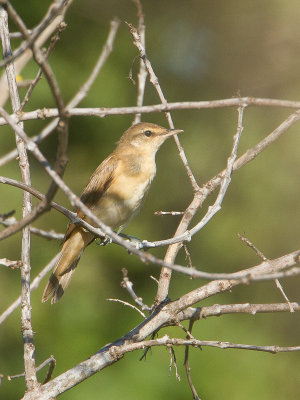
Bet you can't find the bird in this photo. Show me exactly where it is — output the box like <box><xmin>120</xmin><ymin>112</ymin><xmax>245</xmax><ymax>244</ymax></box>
<box><xmin>42</xmin><ymin>122</ymin><xmax>183</xmax><ymax>303</ymax></box>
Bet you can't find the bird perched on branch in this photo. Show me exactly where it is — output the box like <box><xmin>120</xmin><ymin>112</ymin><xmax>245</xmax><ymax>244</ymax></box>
<box><xmin>42</xmin><ymin>122</ymin><xmax>183</xmax><ymax>303</ymax></box>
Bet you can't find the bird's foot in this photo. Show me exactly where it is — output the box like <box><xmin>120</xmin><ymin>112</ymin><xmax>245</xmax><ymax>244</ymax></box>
<box><xmin>95</xmin><ymin>235</ymin><xmax>112</xmax><ymax>246</ymax></box>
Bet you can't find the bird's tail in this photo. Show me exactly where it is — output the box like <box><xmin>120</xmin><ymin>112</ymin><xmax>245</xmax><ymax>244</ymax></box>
<box><xmin>42</xmin><ymin>227</ymin><xmax>93</xmax><ymax>303</ymax></box>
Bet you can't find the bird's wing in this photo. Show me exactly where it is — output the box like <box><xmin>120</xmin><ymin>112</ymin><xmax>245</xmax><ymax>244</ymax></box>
<box><xmin>64</xmin><ymin>154</ymin><xmax>119</xmax><ymax>241</ymax></box>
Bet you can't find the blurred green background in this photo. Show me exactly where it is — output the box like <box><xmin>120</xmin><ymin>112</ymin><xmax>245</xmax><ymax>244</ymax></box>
<box><xmin>1</xmin><ymin>0</ymin><xmax>300</xmax><ymax>399</ymax></box>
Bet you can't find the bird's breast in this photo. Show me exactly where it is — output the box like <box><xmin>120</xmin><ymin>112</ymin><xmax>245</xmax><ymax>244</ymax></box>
<box><xmin>91</xmin><ymin>160</ymin><xmax>156</xmax><ymax>230</ymax></box>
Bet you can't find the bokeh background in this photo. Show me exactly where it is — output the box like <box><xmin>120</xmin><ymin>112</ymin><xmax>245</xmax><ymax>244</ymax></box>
<box><xmin>1</xmin><ymin>1</ymin><xmax>300</xmax><ymax>399</ymax></box>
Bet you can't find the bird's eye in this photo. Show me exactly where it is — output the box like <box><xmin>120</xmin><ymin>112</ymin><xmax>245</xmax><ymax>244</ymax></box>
<box><xmin>144</xmin><ymin>130</ymin><xmax>152</xmax><ymax>137</ymax></box>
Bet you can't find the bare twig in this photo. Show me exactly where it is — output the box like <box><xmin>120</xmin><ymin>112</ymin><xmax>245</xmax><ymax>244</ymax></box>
<box><xmin>0</xmin><ymin>258</ymin><xmax>22</xmax><ymax>268</ymax></box>
<box><xmin>184</xmin><ymin>320</ymin><xmax>201</xmax><ymax>400</ymax></box>
<box><xmin>274</xmin><ymin>279</ymin><xmax>295</xmax><ymax>313</ymax></box>
<box><xmin>114</xmin><ymin>335</ymin><xmax>300</xmax><ymax>354</ymax></box>
<box><xmin>121</xmin><ymin>268</ymin><xmax>151</xmax><ymax>311</ymax></box>
<box><xmin>154</xmin><ymin>211</ymin><xmax>184</xmax><ymax>216</ymax></box>
<box><xmin>42</xmin><ymin>356</ymin><xmax>56</xmax><ymax>384</ymax></box>
<box><xmin>7</xmin><ymin>356</ymin><xmax>56</xmax><ymax>384</ymax></box>
<box><xmin>183</xmin><ymin>245</ymin><xmax>193</xmax><ymax>269</ymax></box>
<box><xmin>131</xmin><ymin>0</ymin><xmax>147</xmax><ymax>124</ymax></box>
<box><xmin>107</xmin><ymin>298</ymin><xmax>146</xmax><ymax>319</ymax></box>
<box><xmin>238</xmin><ymin>234</ymin><xmax>295</xmax><ymax>312</ymax></box>
<box><xmin>0</xmin><ymin>6</ymin><xmax>37</xmax><ymax>390</ymax></box>
<box><xmin>168</xmin><ymin>346</ymin><xmax>180</xmax><ymax>381</ymax></box>
<box><xmin>1</xmin><ymin>97</ymin><xmax>300</xmax><ymax>129</ymax></box>
<box><xmin>238</xmin><ymin>233</ymin><xmax>267</xmax><ymax>260</ymax></box>
<box><xmin>0</xmin><ymin>213</ymin><xmax>64</xmax><ymax>240</ymax></box>
<box><xmin>195</xmin><ymin>302</ymin><xmax>300</xmax><ymax>319</ymax></box>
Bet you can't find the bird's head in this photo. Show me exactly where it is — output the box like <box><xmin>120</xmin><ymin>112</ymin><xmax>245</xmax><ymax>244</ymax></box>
<box><xmin>117</xmin><ymin>122</ymin><xmax>183</xmax><ymax>155</ymax></box>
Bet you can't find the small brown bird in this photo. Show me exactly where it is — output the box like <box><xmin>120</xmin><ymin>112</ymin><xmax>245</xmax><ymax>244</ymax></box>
<box><xmin>42</xmin><ymin>122</ymin><xmax>183</xmax><ymax>303</ymax></box>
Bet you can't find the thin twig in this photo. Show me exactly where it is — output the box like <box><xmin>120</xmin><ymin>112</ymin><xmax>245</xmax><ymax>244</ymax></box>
<box><xmin>168</xmin><ymin>346</ymin><xmax>181</xmax><ymax>381</ymax></box>
<box><xmin>131</xmin><ymin>0</ymin><xmax>147</xmax><ymax>125</ymax></box>
<box><xmin>238</xmin><ymin>234</ymin><xmax>295</xmax><ymax>312</ymax></box>
<box><xmin>0</xmin><ymin>257</ymin><xmax>22</xmax><ymax>268</ymax></box>
<box><xmin>154</xmin><ymin>211</ymin><xmax>184</xmax><ymax>216</ymax></box>
<box><xmin>1</xmin><ymin>213</ymin><xmax>64</xmax><ymax>240</ymax></box>
<box><xmin>112</xmin><ymin>335</ymin><xmax>300</xmax><ymax>354</ymax></box>
<box><xmin>238</xmin><ymin>233</ymin><xmax>267</xmax><ymax>260</ymax></box>
<box><xmin>183</xmin><ymin>245</ymin><xmax>193</xmax><ymax>269</ymax></box>
<box><xmin>121</xmin><ymin>268</ymin><xmax>151</xmax><ymax>311</ymax></box>
<box><xmin>274</xmin><ymin>279</ymin><xmax>295</xmax><ymax>313</ymax></box>
<box><xmin>7</xmin><ymin>356</ymin><xmax>56</xmax><ymax>385</ymax></box>
<box><xmin>184</xmin><ymin>320</ymin><xmax>201</xmax><ymax>400</ymax></box>
<box><xmin>107</xmin><ymin>298</ymin><xmax>146</xmax><ymax>319</ymax></box>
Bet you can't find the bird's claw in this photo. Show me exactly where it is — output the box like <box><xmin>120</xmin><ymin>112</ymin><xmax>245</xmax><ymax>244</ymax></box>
<box><xmin>95</xmin><ymin>235</ymin><xmax>112</xmax><ymax>246</ymax></box>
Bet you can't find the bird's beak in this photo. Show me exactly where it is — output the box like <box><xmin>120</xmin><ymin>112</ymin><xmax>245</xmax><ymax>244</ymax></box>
<box><xmin>165</xmin><ymin>128</ymin><xmax>184</xmax><ymax>137</ymax></box>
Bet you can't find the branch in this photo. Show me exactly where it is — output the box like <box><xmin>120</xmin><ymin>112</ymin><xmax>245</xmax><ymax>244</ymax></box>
<box><xmin>121</xmin><ymin>268</ymin><xmax>151</xmax><ymax>312</ymax></box>
<box><xmin>0</xmin><ymin>257</ymin><xmax>22</xmax><ymax>268</ymax></box>
<box><xmin>19</xmin><ymin>240</ymin><xmax>300</xmax><ymax>398</ymax></box>
<box><xmin>8</xmin><ymin>356</ymin><xmax>56</xmax><ymax>383</ymax></box>
<box><xmin>184</xmin><ymin>320</ymin><xmax>201</xmax><ymax>400</ymax></box>
<box><xmin>21</xmin><ymin>320</ymin><xmax>300</xmax><ymax>400</ymax></box>
<box><xmin>0</xmin><ymin>6</ymin><xmax>37</xmax><ymax>391</ymax></box>
<box><xmin>0</xmin><ymin>213</ymin><xmax>64</xmax><ymax>240</ymax></box>
<box><xmin>2</xmin><ymin>176</ymin><xmax>300</xmax><ymax>282</ymax></box>
<box><xmin>131</xmin><ymin>0</ymin><xmax>147</xmax><ymax>125</ymax></box>
<box><xmin>1</xmin><ymin>96</ymin><xmax>300</xmax><ymax>128</ymax></box>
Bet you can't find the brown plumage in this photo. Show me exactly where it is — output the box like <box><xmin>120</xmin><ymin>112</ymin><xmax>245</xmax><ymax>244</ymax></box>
<box><xmin>42</xmin><ymin>122</ymin><xmax>183</xmax><ymax>303</ymax></box>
